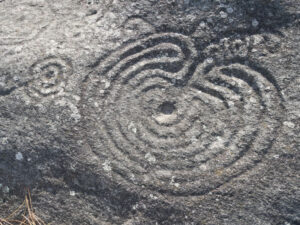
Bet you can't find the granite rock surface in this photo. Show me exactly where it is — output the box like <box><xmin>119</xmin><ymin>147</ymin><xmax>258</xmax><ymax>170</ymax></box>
<box><xmin>0</xmin><ymin>0</ymin><xmax>299</xmax><ymax>224</ymax></box>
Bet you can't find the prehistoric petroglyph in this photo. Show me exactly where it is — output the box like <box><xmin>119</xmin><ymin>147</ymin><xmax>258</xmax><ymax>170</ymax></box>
<box><xmin>80</xmin><ymin>32</ymin><xmax>284</xmax><ymax>196</ymax></box>
<box><xmin>25</xmin><ymin>56</ymin><xmax>73</xmax><ymax>102</ymax></box>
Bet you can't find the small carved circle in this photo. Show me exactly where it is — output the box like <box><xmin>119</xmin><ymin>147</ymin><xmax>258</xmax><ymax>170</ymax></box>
<box><xmin>26</xmin><ymin>56</ymin><xmax>73</xmax><ymax>101</ymax></box>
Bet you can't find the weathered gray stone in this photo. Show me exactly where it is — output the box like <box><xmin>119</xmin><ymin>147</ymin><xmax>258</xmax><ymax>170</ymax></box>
<box><xmin>0</xmin><ymin>0</ymin><xmax>299</xmax><ymax>224</ymax></box>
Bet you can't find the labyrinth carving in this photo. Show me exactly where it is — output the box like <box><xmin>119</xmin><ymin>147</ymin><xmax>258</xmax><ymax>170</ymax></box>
<box><xmin>80</xmin><ymin>32</ymin><xmax>284</xmax><ymax>196</ymax></box>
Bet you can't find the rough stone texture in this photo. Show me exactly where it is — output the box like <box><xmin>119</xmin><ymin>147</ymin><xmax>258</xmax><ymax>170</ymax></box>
<box><xmin>0</xmin><ymin>0</ymin><xmax>299</xmax><ymax>224</ymax></box>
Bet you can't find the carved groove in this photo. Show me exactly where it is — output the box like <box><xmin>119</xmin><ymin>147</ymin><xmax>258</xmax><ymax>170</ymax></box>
<box><xmin>80</xmin><ymin>33</ymin><xmax>284</xmax><ymax>197</ymax></box>
<box><xmin>25</xmin><ymin>56</ymin><xmax>73</xmax><ymax>101</ymax></box>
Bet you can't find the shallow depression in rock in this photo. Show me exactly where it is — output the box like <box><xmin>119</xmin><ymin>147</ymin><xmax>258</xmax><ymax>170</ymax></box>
<box><xmin>158</xmin><ymin>101</ymin><xmax>176</xmax><ymax>115</ymax></box>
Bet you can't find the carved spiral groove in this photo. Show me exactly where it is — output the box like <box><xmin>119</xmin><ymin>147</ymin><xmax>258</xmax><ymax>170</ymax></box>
<box><xmin>81</xmin><ymin>33</ymin><xmax>284</xmax><ymax>196</ymax></box>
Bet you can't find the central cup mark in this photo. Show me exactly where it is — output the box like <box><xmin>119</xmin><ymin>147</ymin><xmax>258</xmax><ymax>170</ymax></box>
<box><xmin>159</xmin><ymin>101</ymin><xmax>176</xmax><ymax>115</ymax></box>
<box><xmin>45</xmin><ymin>70</ymin><xmax>55</xmax><ymax>79</ymax></box>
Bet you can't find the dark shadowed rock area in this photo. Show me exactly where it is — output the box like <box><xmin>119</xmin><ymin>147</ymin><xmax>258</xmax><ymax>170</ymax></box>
<box><xmin>0</xmin><ymin>0</ymin><xmax>299</xmax><ymax>224</ymax></box>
